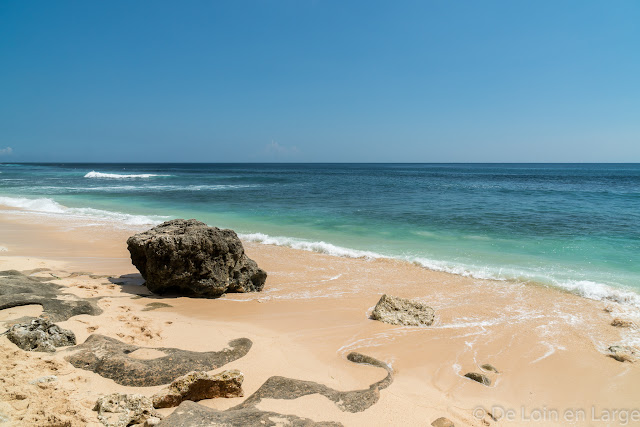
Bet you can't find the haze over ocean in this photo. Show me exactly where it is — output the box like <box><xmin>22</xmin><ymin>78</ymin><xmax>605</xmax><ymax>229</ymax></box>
<box><xmin>1</xmin><ymin>162</ymin><xmax>639</xmax><ymax>307</ymax></box>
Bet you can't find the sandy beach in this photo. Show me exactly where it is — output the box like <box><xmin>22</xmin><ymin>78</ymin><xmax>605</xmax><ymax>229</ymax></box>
<box><xmin>1</xmin><ymin>208</ymin><xmax>640</xmax><ymax>426</ymax></box>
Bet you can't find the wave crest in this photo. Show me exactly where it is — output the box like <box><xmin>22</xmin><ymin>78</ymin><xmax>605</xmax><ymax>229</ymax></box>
<box><xmin>84</xmin><ymin>171</ymin><xmax>170</xmax><ymax>179</ymax></box>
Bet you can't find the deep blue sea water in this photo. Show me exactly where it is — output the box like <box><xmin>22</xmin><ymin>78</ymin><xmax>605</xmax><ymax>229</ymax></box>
<box><xmin>1</xmin><ymin>163</ymin><xmax>639</xmax><ymax>306</ymax></box>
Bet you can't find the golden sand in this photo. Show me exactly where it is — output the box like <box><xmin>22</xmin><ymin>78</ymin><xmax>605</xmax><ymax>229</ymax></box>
<box><xmin>1</xmin><ymin>209</ymin><xmax>639</xmax><ymax>426</ymax></box>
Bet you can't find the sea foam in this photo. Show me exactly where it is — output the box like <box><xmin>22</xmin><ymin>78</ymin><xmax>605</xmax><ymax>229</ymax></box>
<box><xmin>239</xmin><ymin>233</ymin><xmax>386</xmax><ymax>259</ymax></box>
<box><xmin>0</xmin><ymin>196</ymin><xmax>164</xmax><ymax>227</ymax></box>
<box><xmin>84</xmin><ymin>171</ymin><xmax>170</xmax><ymax>179</ymax></box>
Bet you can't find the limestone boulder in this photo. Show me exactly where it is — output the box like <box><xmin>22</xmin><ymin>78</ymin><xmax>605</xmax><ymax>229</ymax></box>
<box><xmin>370</xmin><ymin>294</ymin><xmax>435</xmax><ymax>326</ymax></box>
<box><xmin>127</xmin><ymin>219</ymin><xmax>267</xmax><ymax>298</ymax></box>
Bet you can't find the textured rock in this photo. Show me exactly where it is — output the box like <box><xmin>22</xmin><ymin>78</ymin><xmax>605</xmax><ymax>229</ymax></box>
<box><xmin>127</xmin><ymin>219</ymin><xmax>267</xmax><ymax>298</ymax></box>
<box><xmin>7</xmin><ymin>318</ymin><xmax>76</xmax><ymax>352</ymax></box>
<box><xmin>0</xmin><ymin>270</ymin><xmax>102</xmax><ymax>322</ymax></box>
<box><xmin>65</xmin><ymin>334</ymin><xmax>252</xmax><ymax>386</ymax></box>
<box><xmin>157</xmin><ymin>352</ymin><xmax>391</xmax><ymax>426</ymax></box>
<box><xmin>607</xmin><ymin>345</ymin><xmax>638</xmax><ymax>363</ymax></box>
<box><xmin>611</xmin><ymin>318</ymin><xmax>634</xmax><ymax>328</ymax></box>
<box><xmin>94</xmin><ymin>393</ymin><xmax>161</xmax><ymax>427</ymax></box>
<box><xmin>432</xmin><ymin>417</ymin><xmax>455</xmax><ymax>427</ymax></box>
<box><xmin>464</xmin><ymin>372</ymin><xmax>491</xmax><ymax>386</ymax></box>
<box><xmin>370</xmin><ymin>294</ymin><xmax>435</xmax><ymax>326</ymax></box>
<box><xmin>157</xmin><ymin>400</ymin><xmax>341</xmax><ymax>427</ymax></box>
<box><xmin>234</xmin><ymin>352</ymin><xmax>393</xmax><ymax>413</ymax></box>
<box><xmin>152</xmin><ymin>370</ymin><xmax>244</xmax><ymax>408</ymax></box>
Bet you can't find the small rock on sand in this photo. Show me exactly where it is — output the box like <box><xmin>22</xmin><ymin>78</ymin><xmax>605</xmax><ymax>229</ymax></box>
<box><xmin>94</xmin><ymin>393</ymin><xmax>161</xmax><ymax>427</ymax></box>
<box><xmin>370</xmin><ymin>294</ymin><xmax>435</xmax><ymax>326</ymax></box>
<box><xmin>432</xmin><ymin>417</ymin><xmax>455</xmax><ymax>427</ymax></box>
<box><xmin>7</xmin><ymin>318</ymin><xmax>76</xmax><ymax>352</ymax></box>
<box><xmin>464</xmin><ymin>372</ymin><xmax>491</xmax><ymax>386</ymax></box>
<box><xmin>611</xmin><ymin>318</ymin><xmax>634</xmax><ymax>328</ymax></box>
<box><xmin>152</xmin><ymin>370</ymin><xmax>244</xmax><ymax>409</ymax></box>
<box><xmin>607</xmin><ymin>345</ymin><xmax>638</xmax><ymax>363</ymax></box>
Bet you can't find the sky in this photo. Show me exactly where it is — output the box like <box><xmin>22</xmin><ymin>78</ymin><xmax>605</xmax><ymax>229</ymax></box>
<box><xmin>1</xmin><ymin>1</ymin><xmax>639</xmax><ymax>163</ymax></box>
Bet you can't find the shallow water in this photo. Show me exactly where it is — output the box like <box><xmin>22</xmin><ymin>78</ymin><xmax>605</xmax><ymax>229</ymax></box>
<box><xmin>1</xmin><ymin>163</ymin><xmax>639</xmax><ymax>306</ymax></box>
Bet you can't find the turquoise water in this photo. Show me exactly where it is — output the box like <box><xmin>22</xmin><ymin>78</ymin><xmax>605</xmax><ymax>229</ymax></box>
<box><xmin>1</xmin><ymin>163</ymin><xmax>639</xmax><ymax>304</ymax></box>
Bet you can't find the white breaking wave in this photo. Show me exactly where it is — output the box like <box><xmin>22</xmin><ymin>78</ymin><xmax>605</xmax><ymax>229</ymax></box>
<box><xmin>239</xmin><ymin>233</ymin><xmax>386</xmax><ymax>259</ymax></box>
<box><xmin>240</xmin><ymin>231</ymin><xmax>640</xmax><ymax>311</ymax></box>
<box><xmin>0</xmin><ymin>196</ymin><xmax>165</xmax><ymax>227</ymax></box>
<box><xmin>559</xmin><ymin>280</ymin><xmax>640</xmax><ymax>309</ymax></box>
<box><xmin>84</xmin><ymin>171</ymin><xmax>170</xmax><ymax>179</ymax></box>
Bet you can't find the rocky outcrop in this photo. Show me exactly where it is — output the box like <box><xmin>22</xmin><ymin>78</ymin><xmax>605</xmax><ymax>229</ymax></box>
<box><xmin>157</xmin><ymin>352</ymin><xmax>391</xmax><ymax>427</ymax></box>
<box><xmin>370</xmin><ymin>294</ymin><xmax>435</xmax><ymax>326</ymax></box>
<box><xmin>234</xmin><ymin>352</ymin><xmax>393</xmax><ymax>413</ymax></box>
<box><xmin>7</xmin><ymin>318</ymin><xmax>76</xmax><ymax>352</ymax></box>
<box><xmin>156</xmin><ymin>400</ymin><xmax>342</xmax><ymax>427</ymax></box>
<box><xmin>94</xmin><ymin>393</ymin><xmax>161</xmax><ymax>427</ymax></box>
<box><xmin>464</xmin><ymin>372</ymin><xmax>491</xmax><ymax>386</ymax></box>
<box><xmin>607</xmin><ymin>345</ymin><xmax>638</xmax><ymax>363</ymax></box>
<box><xmin>0</xmin><ymin>270</ymin><xmax>102</xmax><ymax>322</ymax></box>
<box><xmin>65</xmin><ymin>334</ymin><xmax>252</xmax><ymax>386</ymax></box>
<box><xmin>152</xmin><ymin>370</ymin><xmax>244</xmax><ymax>408</ymax></box>
<box><xmin>127</xmin><ymin>219</ymin><xmax>267</xmax><ymax>298</ymax></box>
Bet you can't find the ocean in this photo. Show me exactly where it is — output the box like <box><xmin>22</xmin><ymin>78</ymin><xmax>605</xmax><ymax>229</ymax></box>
<box><xmin>1</xmin><ymin>163</ymin><xmax>639</xmax><ymax>307</ymax></box>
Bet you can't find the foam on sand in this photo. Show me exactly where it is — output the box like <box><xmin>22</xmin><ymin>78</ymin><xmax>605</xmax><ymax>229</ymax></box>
<box><xmin>239</xmin><ymin>233</ymin><xmax>386</xmax><ymax>259</ymax></box>
<box><xmin>0</xmin><ymin>196</ymin><xmax>165</xmax><ymax>227</ymax></box>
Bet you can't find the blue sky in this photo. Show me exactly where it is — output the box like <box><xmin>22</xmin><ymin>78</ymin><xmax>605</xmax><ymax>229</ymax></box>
<box><xmin>1</xmin><ymin>1</ymin><xmax>639</xmax><ymax>162</ymax></box>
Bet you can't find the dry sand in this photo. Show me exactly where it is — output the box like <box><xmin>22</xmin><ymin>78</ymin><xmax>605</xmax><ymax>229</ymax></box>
<box><xmin>1</xmin><ymin>208</ymin><xmax>639</xmax><ymax>426</ymax></box>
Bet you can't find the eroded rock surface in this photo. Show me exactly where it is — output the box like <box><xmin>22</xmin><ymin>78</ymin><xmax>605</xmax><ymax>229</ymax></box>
<box><xmin>152</xmin><ymin>370</ymin><xmax>244</xmax><ymax>408</ymax></box>
<box><xmin>127</xmin><ymin>219</ymin><xmax>267</xmax><ymax>298</ymax></box>
<box><xmin>156</xmin><ymin>400</ymin><xmax>341</xmax><ymax>427</ymax></box>
<box><xmin>7</xmin><ymin>318</ymin><xmax>76</xmax><ymax>352</ymax></box>
<box><xmin>0</xmin><ymin>270</ymin><xmax>102</xmax><ymax>322</ymax></box>
<box><xmin>94</xmin><ymin>393</ymin><xmax>161</xmax><ymax>427</ymax></box>
<box><xmin>370</xmin><ymin>294</ymin><xmax>435</xmax><ymax>326</ymax></box>
<box><xmin>233</xmin><ymin>352</ymin><xmax>392</xmax><ymax>413</ymax></box>
<box><xmin>156</xmin><ymin>352</ymin><xmax>391</xmax><ymax>426</ymax></box>
<box><xmin>65</xmin><ymin>334</ymin><xmax>252</xmax><ymax>386</ymax></box>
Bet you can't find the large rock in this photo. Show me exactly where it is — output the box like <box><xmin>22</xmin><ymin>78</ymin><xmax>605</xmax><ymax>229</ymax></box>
<box><xmin>370</xmin><ymin>294</ymin><xmax>435</xmax><ymax>326</ymax></box>
<box><xmin>152</xmin><ymin>370</ymin><xmax>244</xmax><ymax>408</ymax></box>
<box><xmin>7</xmin><ymin>318</ymin><xmax>76</xmax><ymax>352</ymax></box>
<box><xmin>127</xmin><ymin>219</ymin><xmax>267</xmax><ymax>298</ymax></box>
<box><xmin>94</xmin><ymin>393</ymin><xmax>161</xmax><ymax>427</ymax></box>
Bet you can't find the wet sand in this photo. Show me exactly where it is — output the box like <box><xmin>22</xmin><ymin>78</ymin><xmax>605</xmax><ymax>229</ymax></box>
<box><xmin>1</xmin><ymin>208</ymin><xmax>639</xmax><ymax>426</ymax></box>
